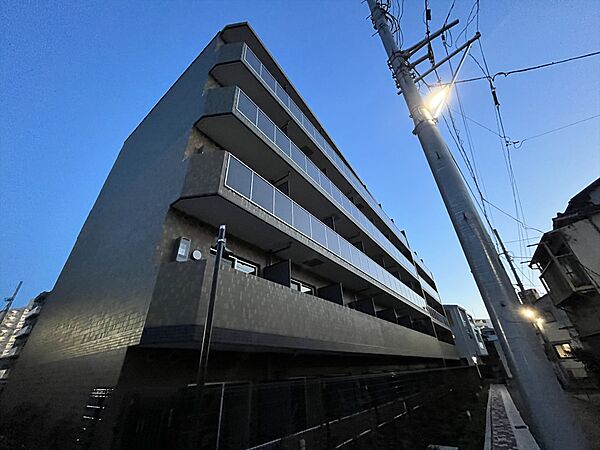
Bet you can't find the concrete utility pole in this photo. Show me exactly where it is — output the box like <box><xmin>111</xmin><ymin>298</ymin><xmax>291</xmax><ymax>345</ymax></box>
<box><xmin>366</xmin><ymin>2</ymin><xmax>587</xmax><ymax>449</ymax></box>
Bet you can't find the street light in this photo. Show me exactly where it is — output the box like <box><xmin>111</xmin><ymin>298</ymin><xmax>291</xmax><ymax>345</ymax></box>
<box><xmin>423</xmin><ymin>37</ymin><xmax>472</xmax><ymax>119</ymax></box>
<box><xmin>197</xmin><ymin>225</ymin><xmax>230</xmax><ymax>388</ymax></box>
<box><xmin>520</xmin><ymin>307</ymin><xmax>537</xmax><ymax>321</ymax></box>
<box><xmin>425</xmin><ymin>86</ymin><xmax>450</xmax><ymax>119</ymax></box>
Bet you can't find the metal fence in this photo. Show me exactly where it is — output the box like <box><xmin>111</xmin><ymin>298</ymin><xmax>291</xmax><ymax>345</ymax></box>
<box><xmin>111</xmin><ymin>366</ymin><xmax>480</xmax><ymax>449</ymax></box>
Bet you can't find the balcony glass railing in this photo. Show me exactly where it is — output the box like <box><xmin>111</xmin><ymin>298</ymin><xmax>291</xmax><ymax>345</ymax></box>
<box><xmin>224</xmin><ymin>154</ymin><xmax>428</xmax><ymax>312</ymax></box>
<box><xmin>242</xmin><ymin>45</ymin><xmax>409</xmax><ymax>249</ymax></box>
<box><xmin>420</xmin><ymin>276</ymin><xmax>441</xmax><ymax>303</ymax></box>
<box><xmin>235</xmin><ymin>89</ymin><xmax>418</xmax><ymax>279</ymax></box>
<box><xmin>427</xmin><ymin>306</ymin><xmax>449</xmax><ymax>326</ymax></box>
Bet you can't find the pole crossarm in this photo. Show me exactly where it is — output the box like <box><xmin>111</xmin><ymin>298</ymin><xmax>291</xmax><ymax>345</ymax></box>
<box><xmin>413</xmin><ymin>32</ymin><xmax>480</xmax><ymax>83</ymax></box>
<box><xmin>404</xmin><ymin>19</ymin><xmax>459</xmax><ymax>57</ymax></box>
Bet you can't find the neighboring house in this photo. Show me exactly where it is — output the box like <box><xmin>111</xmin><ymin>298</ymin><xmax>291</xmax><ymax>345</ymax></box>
<box><xmin>444</xmin><ymin>305</ymin><xmax>488</xmax><ymax>365</ymax></box>
<box><xmin>533</xmin><ymin>293</ymin><xmax>595</xmax><ymax>390</ymax></box>
<box><xmin>531</xmin><ymin>178</ymin><xmax>600</xmax><ymax>364</ymax></box>
<box><xmin>0</xmin><ymin>23</ymin><xmax>457</xmax><ymax>446</ymax></box>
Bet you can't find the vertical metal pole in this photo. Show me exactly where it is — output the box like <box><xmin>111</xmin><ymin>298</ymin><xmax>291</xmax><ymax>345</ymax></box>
<box><xmin>197</xmin><ymin>225</ymin><xmax>227</xmax><ymax>388</ymax></box>
<box><xmin>366</xmin><ymin>2</ymin><xmax>587</xmax><ymax>449</ymax></box>
<box><xmin>0</xmin><ymin>281</ymin><xmax>23</xmax><ymax>326</ymax></box>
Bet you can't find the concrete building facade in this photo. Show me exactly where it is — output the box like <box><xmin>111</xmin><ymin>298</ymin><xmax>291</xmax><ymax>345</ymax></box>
<box><xmin>533</xmin><ymin>294</ymin><xmax>595</xmax><ymax>390</ymax></box>
<box><xmin>444</xmin><ymin>305</ymin><xmax>487</xmax><ymax>365</ymax></box>
<box><xmin>0</xmin><ymin>23</ymin><xmax>457</xmax><ymax>446</ymax></box>
<box><xmin>531</xmin><ymin>178</ymin><xmax>600</xmax><ymax>362</ymax></box>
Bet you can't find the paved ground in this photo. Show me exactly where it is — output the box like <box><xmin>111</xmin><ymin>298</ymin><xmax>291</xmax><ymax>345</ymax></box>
<box><xmin>569</xmin><ymin>392</ymin><xmax>600</xmax><ymax>450</ymax></box>
<box><xmin>485</xmin><ymin>384</ymin><xmax>540</xmax><ymax>450</ymax></box>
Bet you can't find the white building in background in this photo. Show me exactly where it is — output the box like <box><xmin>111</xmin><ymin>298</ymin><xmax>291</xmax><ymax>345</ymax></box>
<box><xmin>0</xmin><ymin>293</ymin><xmax>47</xmax><ymax>385</ymax></box>
<box><xmin>0</xmin><ymin>307</ymin><xmax>29</xmax><ymax>357</ymax></box>
<box><xmin>444</xmin><ymin>305</ymin><xmax>488</xmax><ymax>365</ymax></box>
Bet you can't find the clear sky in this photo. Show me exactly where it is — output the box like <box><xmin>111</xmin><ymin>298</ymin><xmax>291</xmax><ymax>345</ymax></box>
<box><xmin>2</xmin><ymin>1</ymin><xmax>599</xmax><ymax>317</ymax></box>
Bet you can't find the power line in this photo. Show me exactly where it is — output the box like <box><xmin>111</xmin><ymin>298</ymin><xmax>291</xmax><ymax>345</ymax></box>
<box><xmin>513</xmin><ymin>114</ymin><xmax>600</xmax><ymax>148</ymax></box>
<box><xmin>482</xmin><ymin>199</ymin><xmax>545</xmax><ymax>234</ymax></box>
<box><xmin>454</xmin><ymin>50</ymin><xmax>600</xmax><ymax>85</ymax></box>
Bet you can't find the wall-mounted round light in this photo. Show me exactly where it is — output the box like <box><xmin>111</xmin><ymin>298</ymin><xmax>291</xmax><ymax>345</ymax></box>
<box><xmin>191</xmin><ymin>249</ymin><xmax>202</xmax><ymax>261</ymax></box>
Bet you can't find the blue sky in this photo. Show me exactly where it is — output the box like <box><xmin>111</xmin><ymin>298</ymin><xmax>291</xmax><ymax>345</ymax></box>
<box><xmin>1</xmin><ymin>1</ymin><xmax>599</xmax><ymax>317</ymax></box>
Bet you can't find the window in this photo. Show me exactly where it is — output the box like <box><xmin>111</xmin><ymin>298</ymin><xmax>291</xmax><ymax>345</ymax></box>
<box><xmin>554</xmin><ymin>343</ymin><xmax>573</xmax><ymax>359</ymax></box>
<box><xmin>233</xmin><ymin>258</ymin><xmax>258</xmax><ymax>275</ymax></box>
<box><xmin>291</xmin><ymin>278</ymin><xmax>314</xmax><ymax>295</ymax></box>
<box><xmin>210</xmin><ymin>248</ymin><xmax>259</xmax><ymax>276</ymax></box>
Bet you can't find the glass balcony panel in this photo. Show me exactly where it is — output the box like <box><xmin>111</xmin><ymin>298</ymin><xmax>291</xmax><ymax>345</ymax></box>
<box><xmin>342</xmin><ymin>196</ymin><xmax>354</xmax><ymax>215</ymax></box>
<box><xmin>360</xmin><ymin>252</ymin><xmax>370</xmax><ymax>275</ymax></box>
<box><xmin>251</xmin><ymin>173</ymin><xmax>274</xmax><ymax>213</ymax></box>
<box><xmin>275</xmin><ymin>128</ymin><xmax>291</xmax><ymax>156</ymax></box>
<box><xmin>334</xmin><ymin>154</ymin><xmax>344</xmax><ymax>170</ymax></box>
<box><xmin>319</xmin><ymin>173</ymin><xmax>332</xmax><ymax>196</ymax></box>
<box><xmin>325</xmin><ymin>143</ymin><xmax>336</xmax><ymax>159</ymax></box>
<box><xmin>276</xmin><ymin>84</ymin><xmax>290</xmax><ymax>108</ymax></box>
<box><xmin>316</xmin><ymin>133</ymin><xmax>326</xmax><ymax>150</ymax></box>
<box><xmin>260</xmin><ymin>66</ymin><xmax>277</xmax><ymax>92</ymax></box>
<box><xmin>302</xmin><ymin>114</ymin><xmax>315</xmax><ymax>137</ymax></box>
<box><xmin>274</xmin><ymin>189</ymin><xmax>293</xmax><ymax>226</ymax></box>
<box><xmin>350</xmin><ymin>246</ymin><xmax>362</xmax><ymax>273</ymax></box>
<box><xmin>312</xmin><ymin>126</ymin><xmax>321</xmax><ymax>142</ymax></box>
<box><xmin>310</xmin><ymin>217</ymin><xmax>327</xmax><ymax>247</ymax></box>
<box><xmin>326</xmin><ymin>227</ymin><xmax>340</xmax><ymax>255</ymax></box>
<box><xmin>306</xmin><ymin>159</ymin><xmax>321</xmax><ymax>184</ymax></box>
<box><xmin>289</xmin><ymin>101</ymin><xmax>303</xmax><ymax>123</ymax></box>
<box><xmin>237</xmin><ymin>91</ymin><xmax>258</xmax><ymax>123</ymax></box>
<box><xmin>244</xmin><ymin>47</ymin><xmax>262</xmax><ymax>74</ymax></box>
<box><xmin>225</xmin><ymin>156</ymin><xmax>252</xmax><ymax>198</ymax></box>
<box><xmin>290</xmin><ymin>144</ymin><xmax>307</xmax><ymax>173</ymax></box>
<box><xmin>257</xmin><ymin>110</ymin><xmax>275</xmax><ymax>142</ymax></box>
<box><xmin>339</xmin><ymin>238</ymin><xmax>352</xmax><ymax>263</ymax></box>
<box><xmin>331</xmin><ymin>185</ymin><xmax>343</xmax><ymax>206</ymax></box>
<box><xmin>292</xmin><ymin>203</ymin><xmax>311</xmax><ymax>237</ymax></box>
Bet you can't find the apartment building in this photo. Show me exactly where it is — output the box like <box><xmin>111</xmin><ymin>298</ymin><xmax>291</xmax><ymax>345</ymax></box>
<box><xmin>0</xmin><ymin>23</ymin><xmax>457</xmax><ymax>446</ymax></box>
<box><xmin>531</xmin><ymin>178</ymin><xmax>600</xmax><ymax>360</ymax></box>
<box><xmin>533</xmin><ymin>294</ymin><xmax>595</xmax><ymax>390</ymax></box>
<box><xmin>0</xmin><ymin>292</ymin><xmax>47</xmax><ymax>388</ymax></box>
<box><xmin>444</xmin><ymin>305</ymin><xmax>487</xmax><ymax>365</ymax></box>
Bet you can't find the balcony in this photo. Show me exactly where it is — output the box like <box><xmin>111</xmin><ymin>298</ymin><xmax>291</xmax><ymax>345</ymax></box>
<box><xmin>172</xmin><ymin>151</ymin><xmax>456</xmax><ymax>336</ymax></box>
<box><xmin>196</xmin><ymin>87</ymin><xmax>422</xmax><ymax>290</ymax></box>
<box><xmin>14</xmin><ymin>325</ymin><xmax>32</xmax><ymax>340</ymax></box>
<box><xmin>532</xmin><ymin>236</ymin><xmax>597</xmax><ymax>306</ymax></box>
<box><xmin>24</xmin><ymin>306</ymin><xmax>41</xmax><ymax>320</ymax></box>
<box><xmin>209</xmin><ymin>42</ymin><xmax>416</xmax><ymax>264</ymax></box>
<box><xmin>426</xmin><ymin>306</ymin><xmax>449</xmax><ymax>327</ymax></box>
<box><xmin>0</xmin><ymin>346</ymin><xmax>20</xmax><ymax>359</ymax></box>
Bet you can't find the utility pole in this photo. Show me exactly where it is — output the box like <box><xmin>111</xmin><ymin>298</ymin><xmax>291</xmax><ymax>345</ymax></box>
<box><xmin>366</xmin><ymin>2</ymin><xmax>587</xmax><ymax>449</ymax></box>
<box><xmin>0</xmin><ymin>281</ymin><xmax>23</xmax><ymax>326</ymax></box>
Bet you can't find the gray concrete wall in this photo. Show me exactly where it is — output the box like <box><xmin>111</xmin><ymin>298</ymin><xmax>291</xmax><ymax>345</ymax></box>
<box><xmin>0</xmin><ymin>31</ymin><xmax>228</xmax><ymax>442</ymax></box>
<box><xmin>143</xmin><ymin>256</ymin><xmax>457</xmax><ymax>360</ymax></box>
